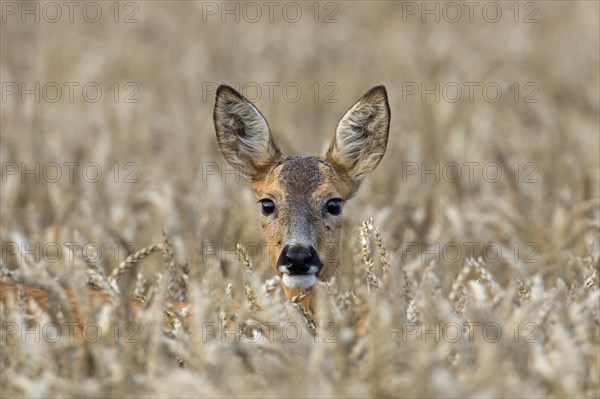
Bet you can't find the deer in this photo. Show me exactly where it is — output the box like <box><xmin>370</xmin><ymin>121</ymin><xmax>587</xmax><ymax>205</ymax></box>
<box><xmin>0</xmin><ymin>85</ymin><xmax>390</xmax><ymax>339</ymax></box>
<box><xmin>213</xmin><ymin>84</ymin><xmax>390</xmax><ymax>311</ymax></box>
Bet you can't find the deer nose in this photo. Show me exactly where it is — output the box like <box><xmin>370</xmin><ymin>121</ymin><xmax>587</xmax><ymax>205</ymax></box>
<box><xmin>277</xmin><ymin>245</ymin><xmax>322</xmax><ymax>275</ymax></box>
<box><xmin>286</xmin><ymin>247</ymin><xmax>311</xmax><ymax>265</ymax></box>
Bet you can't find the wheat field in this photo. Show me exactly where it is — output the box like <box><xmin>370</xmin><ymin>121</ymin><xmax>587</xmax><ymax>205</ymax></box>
<box><xmin>1</xmin><ymin>1</ymin><xmax>599</xmax><ymax>398</ymax></box>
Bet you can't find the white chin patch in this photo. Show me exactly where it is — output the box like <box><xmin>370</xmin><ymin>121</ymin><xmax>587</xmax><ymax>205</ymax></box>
<box><xmin>282</xmin><ymin>274</ymin><xmax>317</xmax><ymax>289</ymax></box>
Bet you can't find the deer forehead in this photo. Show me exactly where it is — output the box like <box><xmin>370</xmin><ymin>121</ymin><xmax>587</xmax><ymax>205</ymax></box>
<box><xmin>279</xmin><ymin>157</ymin><xmax>326</xmax><ymax>197</ymax></box>
<box><xmin>250</xmin><ymin>156</ymin><xmax>349</xmax><ymax>204</ymax></box>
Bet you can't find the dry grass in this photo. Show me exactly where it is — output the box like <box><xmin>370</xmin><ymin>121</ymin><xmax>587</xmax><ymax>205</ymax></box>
<box><xmin>1</xmin><ymin>1</ymin><xmax>599</xmax><ymax>398</ymax></box>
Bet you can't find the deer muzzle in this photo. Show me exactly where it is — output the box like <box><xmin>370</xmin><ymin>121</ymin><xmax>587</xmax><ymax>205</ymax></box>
<box><xmin>276</xmin><ymin>244</ymin><xmax>323</xmax><ymax>289</ymax></box>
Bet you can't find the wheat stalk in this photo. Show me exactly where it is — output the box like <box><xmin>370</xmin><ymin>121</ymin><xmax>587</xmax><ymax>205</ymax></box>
<box><xmin>448</xmin><ymin>259</ymin><xmax>473</xmax><ymax>304</ymax></box>
<box><xmin>360</xmin><ymin>218</ymin><xmax>381</xmax><ymax>293</ymax></box>
<box><xmin>374</xmin><ymin>227</ymin><xmax>391</xmax><ymax>281</ymax></box>
<box><xmin>236</xmin><ymin>242</ymin><xmax>260</xmax><ymax>311</ymax></box>
<box><xmin>108</xmin><ymin>243</ymin><xmax>164</xmax><ymax>294</ymax></box>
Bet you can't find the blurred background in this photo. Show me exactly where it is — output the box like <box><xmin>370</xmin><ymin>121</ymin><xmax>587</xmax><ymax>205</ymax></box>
<box><xmin>1</xmin><ymin>0</ymin><xmax>598</xmax><ymax>285</ymax></box>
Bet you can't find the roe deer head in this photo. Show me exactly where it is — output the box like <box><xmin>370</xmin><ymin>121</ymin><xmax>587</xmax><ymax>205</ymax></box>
<box><xmin>214</xmin><ymin>85</ymin><xmax>390</xmax><ymax>309</ymax></box>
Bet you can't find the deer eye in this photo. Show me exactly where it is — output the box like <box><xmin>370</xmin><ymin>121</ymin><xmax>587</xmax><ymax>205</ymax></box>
<box><xmin>260</xmin><ymin>199</ymin><xmax>276</xmax><ymax>216</ymax></box>
<box><xmin>325</xmin><ymin>198</ymin><xmax>343</xmax><ymax>216</ymax></box>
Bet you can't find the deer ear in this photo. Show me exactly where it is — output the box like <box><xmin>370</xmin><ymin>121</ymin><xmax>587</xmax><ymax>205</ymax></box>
<box><xmin>325</xmin><ymin>86</ymin><xmax>390</xmax><ymax>182</ymax></box>
<box><xmin>214</xmin><ymin>85</ymin><xmax>282</xmax><ymax>181</ymax></box>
